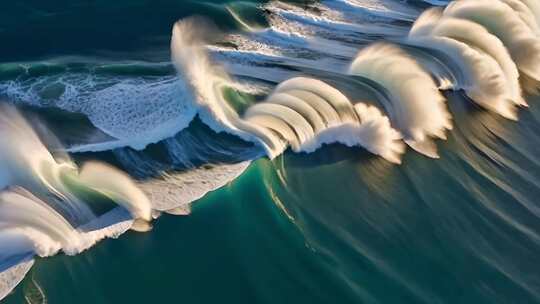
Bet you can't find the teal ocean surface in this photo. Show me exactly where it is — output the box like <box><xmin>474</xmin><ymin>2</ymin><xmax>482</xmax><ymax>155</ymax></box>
<box><xmin>1</xmin><ymin>0</ymin><xmax>540</xmax><ymax>303</ymax></box>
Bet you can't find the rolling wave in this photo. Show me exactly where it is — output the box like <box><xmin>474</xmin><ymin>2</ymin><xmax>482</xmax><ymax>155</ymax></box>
<box><xmin>2</xmin><ymin>0</ymin><xmax>540</xmax><ymax>301</ymax></box>
<box><xmin>408</xmin><ymin>8</ymin><xmax>525</xmax><ymax>120</ymax></box>
<box><xmin>443</xmin><ymin>0</ymin><xmax>540</xmax><ymax>93</ymax></box>
<box><xmin>0</xmin><ymin>106</ymin><xmax>154</xmax><ymax>298</ymax></box>
<box><xmin>349</xmin><ymin>43</ymin><xmax>452</xmax><ymax>158</ymax></box>
<box><xmin>172</xmin><ymin>17</ymin><xmax>404</xmax><ymax>163</ymax></box>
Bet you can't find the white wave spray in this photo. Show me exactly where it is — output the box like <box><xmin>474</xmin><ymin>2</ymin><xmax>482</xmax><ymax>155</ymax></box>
<box><xmin>171</xmin><ymin>18</ymin><xmax>405</xmax><ymax>163</ymax></box>
<box><xmin>408</xmin><ymin>8</ymin><xmax>525</xmax><ymax>120</ymax></box>
<box><xmin>442</xmin><ymin>0</ymin><xmax>540</xmax><ymax>93</ymax></box>
<box><xmin>0</xmin><ymin>105</ymin><xmax>154</xmax><ymax>301</ymax></box>
<box><xmin>348</xmin><ymin>43</ymin><xmax>452</xmax><ymax>158</ymax></box>
<box><xmin>0</xmin><ymin>105</ymin><xmax>152</xmax><ymax>224</ymax></box>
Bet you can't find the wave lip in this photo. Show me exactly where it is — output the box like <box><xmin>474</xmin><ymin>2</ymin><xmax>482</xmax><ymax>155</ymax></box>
<box><xmin>0</xmin><ymin>259</ymin><xmax>34</xmax><ymax>301</ymax></box>
<box><xmin>171</xmin><ymin>17</ymin><xmax>283</xmax><ymax>155</ymax></box>
<box><xmin>349</xmin><ymin>43</ymin><xmax>452</xmax><ymax>158</ymax></box>
<box><xmin>0</xmin><ymin>105</ymin><xmax>154</xmax><ymax>301</ymax></box>
<box><xmin>443</xmin><ymin>0</ymin><xmax>540</xmax><ymax>93</ymax></box>
<box><xmin>171</xmin><ymin>17</ymin><xmax>404</xmax><ymax>163</ymax></box>
<box><xmin>244</xmin><ymin>77</ymin><xmax>405</xmax><ymax>164</ymax></box>
<box><xmin>408</xmin><ymin>8</ymin><xmax>525</xmax><ymax>120</ymax></box>
<box><xmin>0</xmin><ymin>105</ymin><xmax>152</xmax><ymax>224</ymax></box>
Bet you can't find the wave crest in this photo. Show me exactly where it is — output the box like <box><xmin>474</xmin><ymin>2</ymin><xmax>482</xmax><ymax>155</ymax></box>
<box><xmin>349</xmin><ymin>43</ymin><xmax>452</xmax><ymax>158</ymax></box>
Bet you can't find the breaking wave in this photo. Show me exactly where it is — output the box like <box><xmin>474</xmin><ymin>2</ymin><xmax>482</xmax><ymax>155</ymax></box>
<box><xmin>0</xmin><ymin>105</ymin><xmax>153</xmax><ymax>299</ymax></box>
<box><xmin>2</xmin><ymin>0</ymin><xmax>540</xmax><ymax>300</ymax></box>
<box><xmin>348</xmin><ymin>43</ymin><xmax>452</xmax><ymax>158</ymax></box>
<box><xmin>172</xmin><ymin>18</ymin><xmax>405</xmax><ymax>163</ymax></box>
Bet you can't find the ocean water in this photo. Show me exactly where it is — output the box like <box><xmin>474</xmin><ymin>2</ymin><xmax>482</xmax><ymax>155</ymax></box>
<box><xmin>1</xmin><ymin>0</ymin><xmax>540</xmax><ymax>303</ymax></box>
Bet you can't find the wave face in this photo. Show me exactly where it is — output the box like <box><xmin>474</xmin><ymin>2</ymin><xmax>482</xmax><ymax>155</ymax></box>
<box><xmin>1</xmin><ymin>0</ymin><xmax>540</xmax><ymax>303</ymax></box>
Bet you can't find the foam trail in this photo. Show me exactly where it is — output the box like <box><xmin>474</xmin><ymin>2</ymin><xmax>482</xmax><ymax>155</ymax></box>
<box><xmin>0</xmin><ymin>190</ymin><xmax>133</xmax><ymax>303</ymax></box>
<box><xmin>0</xmin><ymin>105</ymin><xmax>155</xmax><ymax>294</ymax></box>
<box><xmin>0</xmin><ymin>259</ymin><xmax>34</xmax><ymax>301</ymax></box>
<box><xmin>300</xmin><ymin>103</ymin><xmax>405</xmax><ymax>164</ymax></box>
<box><xmin>0</xmin><ymin>105</ymin><xmax>155</xmax><ymax>301</ymax></box>
<box><xmin>264</xmin><ymin>1</ymin><xmax>408</xmax><ymax>38</ymax></box>
<box><xmin>349</xmin><ymin>43</ymin><xmax>452</xmax><ymax>158</ymax></box>
<box><xmin>443</xmin><ymin>0</ymin><xmax>540</xmax><ymax>93</ymax></box>
<box><xmin>0</xmin><ymin>72</ymin><xmax>199</xmax><ymax>153</ymax></box>
<box><xmin>0</xmin><ymin>191</ymin><xmax>134</xmax><ymax>301</ymax></box>
<box><xmin>409</xmin><ymin>9</ymin><xmax>524</xmax><ymax>120</ymax></box>
<box><xmin>337</xmin><ymin>0</ymin><xmax>421</xmax><ymax>22</ymax></box>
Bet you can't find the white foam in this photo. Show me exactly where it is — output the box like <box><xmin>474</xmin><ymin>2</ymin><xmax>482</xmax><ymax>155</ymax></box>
<box><xmin>338</xmin><ymin>0</ymin><xmax>421</xmax><ymax>22</ymax></box>
<box><xmin>171</xmin><ymin>18</ymin><xmax>406</xmax><ymax>163</ymax></box>
<box><xmin>0</xmin><ymin>190</ymin><xmax>134</xmax><ymax>258</ymax></box>
<box><xmin>519</xmin><ymin>0</ymin><xmax>540</xmax><ymax>28</ymax></box>
<box><xmin>80</xmin><ymin>78</ymin><xmax>197</xmax><ymax>150</ymax></box>
<box><xmin>0</xmin><ymin>260</ymin><xmax>34</xmax><ymax>301</ymax></box>
<box><xmin>300</xmin><ymin>103</ymin><xmax>405</xmax><ymax>164</ymax></box>
<box><xmin>275</xmin><ymin>77</ymin><xmax>358</xmax><ymax>123</ymax></box>
<box><xmin>139</xmin><ymin>161</ymin><xmax>251</xmax><ymax>212</ymax></box>
<box><xmin>0</xmin><ymin>205</ymin><xmax>133</xmax><ymax>302</ymax></box>
<box><xmin>1</xmin><ymin>74</ymin><xmax>197</xmax><ymax>152</ymax></box>
<box><xmin>501</xmin><ymin>0</ymin><xmax>540</xmax><ymax>34</ymax></box>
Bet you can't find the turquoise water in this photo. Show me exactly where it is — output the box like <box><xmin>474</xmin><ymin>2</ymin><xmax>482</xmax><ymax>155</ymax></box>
<box><xmin>1</xmin><ymin>0</ymin><xmax>540</xmax><ymax>303</ymax></box>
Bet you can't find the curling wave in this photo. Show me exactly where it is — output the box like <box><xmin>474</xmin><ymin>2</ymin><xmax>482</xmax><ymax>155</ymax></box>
<box><xmin>2</xmin><ymin>0</ymin><xmax>540</xmax><ymax>300</ymax></box>
<box><xmin>408</xmin><ymin>8</ymin><xmax>525</xmax><ymax>120</ymax></box>
<box><xmin>0</xmin><ymin>105</ymin><xmax>154</xmax><ymax>300</ymax></box>
<box><xmin>348</xmin><ymin>43</ymin><xmax>452</xmax><ymax>158</ymax></box>
<box><xmin>442</xmin><ymin>0</ymin><xmax>540</xmax><ymax>93</ymax></box>
<box><xmin>172</xmin><ymin>18</ymin><xmax>405</xmax><ymax>163</ymax></box>
<box><xmin>0</xmin><ymin>105</ymin><xmax>152</xmax><ymax>224</ymax></box>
